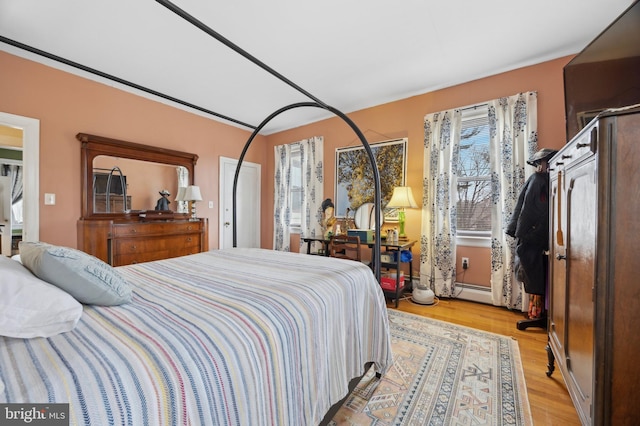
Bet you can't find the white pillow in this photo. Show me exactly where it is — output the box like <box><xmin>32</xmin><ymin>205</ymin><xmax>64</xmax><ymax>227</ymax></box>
<box><xmin>0</xmin><ymin>255</ymin><xmax>83</xmax><ymax>338</ymax></box>
<box><xmin>19</xmin><ymin>242</ymin><xmax>132</xmax><ymax>306</ymax></box>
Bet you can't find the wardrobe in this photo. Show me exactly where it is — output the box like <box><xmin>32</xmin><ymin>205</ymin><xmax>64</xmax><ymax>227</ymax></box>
<box><xmin>546</xmin><ymin>106</ymin><xmax>640</xmax><ymax>425</ymax></box>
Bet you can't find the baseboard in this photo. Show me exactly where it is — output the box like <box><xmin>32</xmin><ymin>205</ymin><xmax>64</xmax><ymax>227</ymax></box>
<box><xmin>401</xmin><ymin>279</ymin><xmax>523</xmax><ymax>311</ymax></box>
<box><xmin>453</xmin><ymin>282</ymin><xmax>493</xmax><ymax>305</ymax></box>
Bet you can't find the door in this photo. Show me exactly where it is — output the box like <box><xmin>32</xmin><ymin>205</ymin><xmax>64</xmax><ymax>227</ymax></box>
<box><xmin>0</xmin><ymin>176</ymin><xmax>12</xmax><ymax>255</ymax></box>
<box><xmin>548</xmin><ymin>166</ymin><xmax>567</xmax><ymax>358</ymax></box>
<box><xmin>219</xmin><ymin>157</ymin><xmax>261</xmax><ymax>249</ymax></box>
<box><xmin>564</xmin><ymin>156</ymin><xmax>595</xmax><ymax>421</ymax></box>
<box><xmin>0</xmin><ymin>113</ymin><xmax>39</xmax><ymax>244</ymax></box>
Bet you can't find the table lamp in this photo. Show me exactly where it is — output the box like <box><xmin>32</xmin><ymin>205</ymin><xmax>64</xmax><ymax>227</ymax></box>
<box><xmin>183</xmin><ymin>185</ymin><xmax>203</xmax><ymax>221</ymax></box>
<box><xmin>386</xmin><ymin>186</ymin><xmax>418</xmax><ymax>239</ymax></box>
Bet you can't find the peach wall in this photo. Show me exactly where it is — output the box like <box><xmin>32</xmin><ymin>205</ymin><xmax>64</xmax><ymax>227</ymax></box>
<box><xmin>1</xmin><ymin>50</ymin><xmax>572</xmax><ymax>287</ymax></box>
<box><xmin>0</xmin><ymin>51</ymin><xmax>267</xmax><ymax>249</ymax></box>
<box><xmin>264</xmin><ymin>56</ymin><xmax>572</xmax><ymax>287</ymax></box>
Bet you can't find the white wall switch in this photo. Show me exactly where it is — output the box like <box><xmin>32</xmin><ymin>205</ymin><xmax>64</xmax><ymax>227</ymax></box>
<box><xmin>208</xmin><ymin>201</ymin><xmax>214</xmax><ymax>208</ymax></box>
<box><xmin>44</xmin><ymin>193</ymin><xmax>56</xmax><ymax>205</ymax></box>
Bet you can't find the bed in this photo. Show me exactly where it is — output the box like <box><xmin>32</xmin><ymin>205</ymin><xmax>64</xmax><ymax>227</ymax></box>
<box><xmin>2</xmin><ymin>5</ymin><xmax>390</xmax><ymax>423</ymax></box>
<box><xmin>0</xmin><ymin>247</ymin><xmax>392</xmax><ymax>425</ymax></box>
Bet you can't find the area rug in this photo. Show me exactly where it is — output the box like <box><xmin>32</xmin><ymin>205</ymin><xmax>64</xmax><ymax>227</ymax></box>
<box><xmin>330</xmin><ymin>310</ymin><xmax>533</xmax><ymax>425</ymax></box>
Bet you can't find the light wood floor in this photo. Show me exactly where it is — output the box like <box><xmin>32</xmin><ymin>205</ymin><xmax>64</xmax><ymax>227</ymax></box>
<box><xmin>391</xmin><ymin>296</ymin><xmax>581</xmax><ymax>425</ymax></box>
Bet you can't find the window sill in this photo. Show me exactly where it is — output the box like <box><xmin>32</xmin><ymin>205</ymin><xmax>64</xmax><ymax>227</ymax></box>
<box><xmin>456</xmin><ymin>235</ymin><xmax>490</xmax><ymax>248</ymax></box>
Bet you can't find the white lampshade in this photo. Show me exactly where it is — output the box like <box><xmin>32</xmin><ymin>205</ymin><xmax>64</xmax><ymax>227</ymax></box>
<box><xmin>174</xmin><ymin>186</ymin><xmax>187</xmax><ymax>201</ymax></box>
<box><xmin>386</xmin><ymin>186</ymin><xmax>418</xmax><ymax>209</ymax></box>
<box><xmin>183</xmin><ymin>185</ymin><xmax>202</xmax><ymax>202</ymax></box>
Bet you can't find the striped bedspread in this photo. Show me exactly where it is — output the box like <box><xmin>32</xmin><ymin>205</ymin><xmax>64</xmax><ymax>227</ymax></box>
<box><xmin>0</xmin><ymin>248</ymin><xmax>392</xmax><ymax>425</ymax></box>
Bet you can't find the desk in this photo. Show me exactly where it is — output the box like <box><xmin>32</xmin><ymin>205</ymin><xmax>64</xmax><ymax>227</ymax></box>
<box><xmin>302</xmin><ymin>236</ymin><xmax>331</xmax><ymax>256</ymax></box>
<box><xmin>302</xmin><ymin>236</ymin><xmax>416</xmax><ymax>307</ymax></box>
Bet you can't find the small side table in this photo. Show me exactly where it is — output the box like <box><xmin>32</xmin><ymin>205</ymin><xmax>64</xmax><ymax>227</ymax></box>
<box><xmin>302</xmin><ymin>236</ymin><xmax>330</xmax><ymax>256</ymax></box>
<box><xmin>367</xmin><ymin>239</ymin><xmax>416</xmax><ymax>308</ymax></box>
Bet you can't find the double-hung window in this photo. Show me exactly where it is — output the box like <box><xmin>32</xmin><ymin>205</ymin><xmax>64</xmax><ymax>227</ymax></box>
<box><xmin>456</xmin><ymin>104</ymin><xmax>491</xmax><ymax>245</ymax></box>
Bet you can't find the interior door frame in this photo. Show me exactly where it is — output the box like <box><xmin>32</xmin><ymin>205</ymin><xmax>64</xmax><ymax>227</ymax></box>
<box><xmin>0</xmin><ymin>112</ymin><xmax>39</xmax><ymax>243</ymax></box>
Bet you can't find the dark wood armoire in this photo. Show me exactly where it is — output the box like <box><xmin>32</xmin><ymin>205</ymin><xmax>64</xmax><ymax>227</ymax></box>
<box><xmin>547</xmin><ymin>106</ymin><xmax>640</xmax><ymax>425</ymax></box>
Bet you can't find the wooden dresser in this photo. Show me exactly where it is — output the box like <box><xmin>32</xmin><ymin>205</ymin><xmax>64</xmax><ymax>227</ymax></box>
<box><xmin>76</xmin><ymin>133</ymin><xmax>205</xmax><ymax>267</ymax></box>
<box><xmin>547</xmin><ymin>107</ymin><xmax>640</xmax><ymax>425</ymax></box>
<box><xmin>78</xmin><ymin>218</ymin><xmax>208</xmax><ymax>266</ymax></box>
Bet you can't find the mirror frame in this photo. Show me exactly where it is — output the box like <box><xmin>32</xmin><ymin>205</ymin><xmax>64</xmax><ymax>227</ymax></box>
<box><xmin>77</xmin><ymin>133</ymin><xmax>198</xmax><ymax>219</ymax></box>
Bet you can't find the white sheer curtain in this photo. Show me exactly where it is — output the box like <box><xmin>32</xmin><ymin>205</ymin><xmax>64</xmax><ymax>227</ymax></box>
<box><xmin>273</xmin><ymin>143</ymin><xmax>292</xmax><ymax>251</ymax></box>
<box><xmin>175</xmin><ymin>166</ymin><xmax>189</xmax><ymax>213</ymax></box>
<box><xmin>489</xmin><ymin>92</ymin><xmax>538</xmax><ymax>309</ymax></box>
<box><xmin>421</xmin><ymin>109</ymin><xmax>462</xmax><ymax>297</ymax></box>
<box><xmin>298</xmin><ymin>136</ymin><xmax>324</xmax><ymax>253</ymax></box>
<box><xmin>2</xmin><ymin>164</ymin><xmax>23</xmax><ymax>205</ymax></box>
<box><xmin>2</xmin><ymin>164</ymin><xmax>23</xmax><ymax>225</ymax></box>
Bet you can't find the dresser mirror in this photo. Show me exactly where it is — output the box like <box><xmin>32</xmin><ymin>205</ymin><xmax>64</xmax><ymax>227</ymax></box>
<box><xmin>78</xmin><ymin>133</ymin><xmax>198</xmax><ymax>219</ymax></box>
<box><xmin>92</xmin><ymin>156</ymin><xmax>188</xmax><ymax>213</ymax></box>
<box><xmin>353</xmin><ymin>202</ymin><xmax>384</xmax><ymax>229</ymax></box>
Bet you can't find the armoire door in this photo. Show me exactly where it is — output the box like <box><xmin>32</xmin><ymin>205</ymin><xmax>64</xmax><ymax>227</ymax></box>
<box><xmin>548</xmin><ymin>167</ymin><xmax>566</xmax><ymax>365</ymax></box>
<box><xmin>564</xmin><ymin>155</ymin><xmax>596</xmax><ymax>422</ymax></box>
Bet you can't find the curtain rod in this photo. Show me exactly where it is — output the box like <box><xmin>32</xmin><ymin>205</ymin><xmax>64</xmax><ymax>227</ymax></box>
<box><xmin>460</xmin><ymin>103</ymin><xmax>488</xmax><ymax>112</ymax></box>
<box><xmin>0</xmin><ymin>36</ymin><xmax>257</xmax><ymax>131</ymax></box>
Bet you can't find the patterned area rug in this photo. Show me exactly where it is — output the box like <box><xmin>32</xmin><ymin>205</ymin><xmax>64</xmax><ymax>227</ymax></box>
<box><xmin>330</xmin><ymin>310</ymin><xmax>533</xmax><ymax>425</ymax></box>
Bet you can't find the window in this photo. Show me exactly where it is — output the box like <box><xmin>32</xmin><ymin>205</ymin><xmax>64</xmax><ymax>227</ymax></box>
<box><xmin>289</xmin><ymin>144</ymin><xmax>302</xmax><ymax>231</ymax></box>
<box><xmin>456</xmin><ymin>104</ymin><xmax>491</xmax><ymax>239</ymax></box>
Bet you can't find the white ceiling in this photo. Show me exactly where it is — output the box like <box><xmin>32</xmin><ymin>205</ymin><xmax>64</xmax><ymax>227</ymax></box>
<box><xmin>0</xmin><ymin>0</ymin><xmax>634</xmax><ymax>135</ymax></box>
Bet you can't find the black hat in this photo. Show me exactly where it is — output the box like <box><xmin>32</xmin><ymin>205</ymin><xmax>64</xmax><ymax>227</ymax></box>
<box><xmin>527</xmin><ymin>148</ymin><xmax>558</xmax><ymax>166</ymax></box>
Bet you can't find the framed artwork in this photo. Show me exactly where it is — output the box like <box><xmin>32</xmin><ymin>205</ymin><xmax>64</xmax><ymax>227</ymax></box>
<box><xmin>335</xmin><ymin>138</ymin><xmax>407</xmax><ymax>221</ymax></box>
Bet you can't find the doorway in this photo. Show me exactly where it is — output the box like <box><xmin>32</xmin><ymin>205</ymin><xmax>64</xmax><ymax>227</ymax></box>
<box><xmin>219</xmin><ymin>157</ymin><xmax>261</xmax><ymax>249</ymax></box>
<box><xmin>0</xmin><ymin>112</ymin><xmax>39</xmax><ymax>254</ymax></box>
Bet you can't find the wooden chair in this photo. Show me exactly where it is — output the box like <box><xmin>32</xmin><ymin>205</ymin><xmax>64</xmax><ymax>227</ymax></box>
<box><xmin>328</xmin><ymin>235</ymin><xmax>362</xmax><ymax>261</ymax></box>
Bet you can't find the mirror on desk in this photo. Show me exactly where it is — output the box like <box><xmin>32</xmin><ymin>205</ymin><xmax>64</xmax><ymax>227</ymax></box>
<box><xmin>78</xmin><ymin>133</ymin><xmax>198</xmax><ymax>219</ymax></box>
<box><xmin>353</xmin><ymin>202</ymin><xmax>384</xmax><ymax>229</ymax></box>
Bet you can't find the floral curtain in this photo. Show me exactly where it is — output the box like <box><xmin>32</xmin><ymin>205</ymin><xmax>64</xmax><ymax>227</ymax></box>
<box><xmin>489</xmin><ymin>92</ymin><xmax>538</xmax><ymax>309</ymax></box>
<box><xmin>298</xmin><ymin>136</ymin><xmax>324</xmax><ymax>253</ymax></box>
<box><xmin>421</xmin><ymin>109</ymin><xmax>462</xmax><ymax>297</ymax></box>
<box><xmin>273</xmin><ymin>136</ymin><xmax>324</xmax><ymax>252</ymax></box>
<box><xmin>273</xmin><ymin>143</ymin><xmax>292</xmax><ymax>251</ymax></box>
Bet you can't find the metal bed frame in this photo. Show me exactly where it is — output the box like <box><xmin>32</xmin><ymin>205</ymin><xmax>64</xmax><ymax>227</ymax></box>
<box><xmin>154</xmin><ymin>0</ymin><xmax>383</xmax><ymax>281</ymax></box>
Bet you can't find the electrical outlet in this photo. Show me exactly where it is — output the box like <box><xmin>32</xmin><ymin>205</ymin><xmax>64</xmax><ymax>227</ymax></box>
<box><xmin>462</xmin><ymin>257</ymin><xmax>469</xmax><ymax>269</ymax></box>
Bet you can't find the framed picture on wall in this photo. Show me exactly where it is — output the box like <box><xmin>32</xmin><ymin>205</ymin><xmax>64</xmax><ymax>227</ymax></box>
<box><xmin>335</xmin><ymin>138</ymin><xmax>407</xmax><ymax>221</ymax></box>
